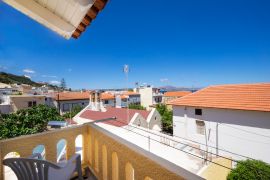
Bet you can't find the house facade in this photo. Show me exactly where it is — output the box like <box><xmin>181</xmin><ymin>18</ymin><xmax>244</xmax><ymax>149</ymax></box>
<box><xmin>168</xmin><ymin>83</ymin><xmax>270</xmax><ymax>164</ymax></box>
<box><xmin>9</xmin><ymin>95</ymin><xmax>47</xmax><ymax>112</ymax></box>
<box><xmin>54</xmin><ymin>91</ymin><xmax>90</xmax><ymax>114</ymax></box>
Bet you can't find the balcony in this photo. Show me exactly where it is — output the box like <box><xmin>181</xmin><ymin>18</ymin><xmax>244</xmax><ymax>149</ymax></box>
<box><xmin>0</xmin><ymin>121</ymin><xmax>231</xmax><ymax>180</ymax></box>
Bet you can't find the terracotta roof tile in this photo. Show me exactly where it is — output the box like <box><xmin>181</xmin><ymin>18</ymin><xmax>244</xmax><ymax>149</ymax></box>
<box><xmin>123</xmin><ymin>91</ymin><xmax>140</xmax><ymax>96</ymax></box>
<box><xmin>101</xmin><ymin>93</ymin><xmax>115</xmax><ymax>100</ymax></box>
<box><xmin>54</xmin><ymin>92</ymin><xmax>90</xmax><ymax>101</ymax></box>
<box><xmin>168</xmin><ymin>83</ymin><xmax>270</xmax><ymax>112</ymax></box>
<box><xmin>164</xmin><ymin>91</ymin><xmax>192</xmax><ymax>97</ymax></box>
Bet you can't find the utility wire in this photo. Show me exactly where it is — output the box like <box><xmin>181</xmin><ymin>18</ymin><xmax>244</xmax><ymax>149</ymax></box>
<box><xmin>112</xmin><ymin>119</ymin><xmax>270</xmax><ymax>176</ymax></box>
<box><xmin>112</xmin><ymin>119</ymin><xmax>232</xmax><ymax>170</ymax></box>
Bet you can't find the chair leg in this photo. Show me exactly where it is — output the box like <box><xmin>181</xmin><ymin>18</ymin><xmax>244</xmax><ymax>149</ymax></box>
<box><xmin>76</xmin><ymin>156</ymin><xmax>84</xmax><ymax>180</ymax></box>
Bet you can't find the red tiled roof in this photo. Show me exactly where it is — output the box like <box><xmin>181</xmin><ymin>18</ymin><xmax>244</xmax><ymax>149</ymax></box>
<box><xmin>54</xmin><ymin>92</ymin><xmax>90</xmax><ymax>101</ymax></box>
<box><xmin>79</xmin><ymin>107</ymin><xmax>150</xmax><ymax>127</ymax></box>
<box><xmin>101</xmin><ymin>93</ymin><xmax>115</xmax><ymax>100</ymax></box>
<box><xmin>164</xmin><ymin>91</ymin><xmax>192</xmax><ymax>97</ymax></box>
<box><xmin>168</xmin><ymin>83</ymin><xmax>270</xmax><ymax>112</ymax></box>
<box><xmin>123</xmin><ymin>91</ymin><xmax>140</xmax><ymax>96</ymax></box>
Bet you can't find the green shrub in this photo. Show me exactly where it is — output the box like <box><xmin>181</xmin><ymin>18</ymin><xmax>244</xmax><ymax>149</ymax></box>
<box><xmin>62</xmin><ymin>105</ymin><xmax>83</xmax><ymax>119</ymax></box>
<box><xmin>0</xmin><ymin>105</ymin><xmax>63</xmax><ymax>139</ymax></box>
<box><xmin>156</xmin><ymin>104</ymin><xmax>173</xmax><ymax>134</ymax></box>
<box><xmin>227</xmin><ymin>159</ymin><xmax>270</xmax><ymax>180</ymax></box>
<box><xmin>128</xmin><ymin>104</ymin><xmax>146</xmax><ymax>110</ymax></box>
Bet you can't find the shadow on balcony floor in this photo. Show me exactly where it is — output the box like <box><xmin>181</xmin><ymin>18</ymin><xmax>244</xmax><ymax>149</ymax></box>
<box><xmin>71</xmin><ymin>167</ymin><xmax>97</xmax><ymax>180</ymax></box>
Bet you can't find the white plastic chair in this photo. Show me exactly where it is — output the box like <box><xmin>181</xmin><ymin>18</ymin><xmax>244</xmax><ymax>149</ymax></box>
<box><xmin>3</xmin><ymin>153</ymin><xmax>83</xmax><ymax>180</ymax></box>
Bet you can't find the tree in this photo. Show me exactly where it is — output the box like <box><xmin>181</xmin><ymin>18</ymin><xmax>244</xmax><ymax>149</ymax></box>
<box><xmin>128</xmin><ymin>104</ymin><xmax>146</xmax><ymax>110</ymax></box>
<box><xmin>0</xmin><ymin>105</ymin><xmax>63</xmax><ymax>140</ymax></box>
<box><xmin>227</xmin><ymin>159</ymin><xmax>270</xmax><ymax>180</ymax></box>
<box><xmin>63</xmin><ymin>105</ymin><xmax>83</xmax><ymax>119</ymax></box>
<box><xmin>156</xmin><ymin>104</ymin><xmax>173</xmax><ymax>134</ymax></box>
<box><xmin>60</xmin><ymin>78</ymin><xmax>66</xmax><ymax>90</ymax></box>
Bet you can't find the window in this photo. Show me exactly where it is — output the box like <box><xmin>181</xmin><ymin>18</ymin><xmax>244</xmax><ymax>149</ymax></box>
<box><xmin>63</xmin><ymin>104</ymin><xmax>70</xmax><ymax>112</ymax></box>
<box><xmin>28</xmin><ymin>101</ymin><xmax>33</xmax><ymax>107</ymax></box>
<box><xmin>196</xmin><ymin>120</ymin><xmax>205</xmax><ymax>135</ymax></box>
<box><xmin>82</xmin><ymin>102</ymin><xmax>85</xmax><ymax>105</ymax></box>
<box><xmin>195</xmin><ymin>108</ymin><xmax>202</xmax><ymax>115</ymax></box>
<box><xmin>33</xmin><ymin>101</ymin><xmax>37</xmax><ymax>106</ymax></box>
<box><xmin>104</xmin><ymin>100</ymin><xmax>109</xmax><ymax>104</ymax></box>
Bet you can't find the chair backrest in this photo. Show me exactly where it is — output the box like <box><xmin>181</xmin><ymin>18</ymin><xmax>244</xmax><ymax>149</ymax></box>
<box><xmin>3</xmin><ymin>157</ymin><xmax>60</xmax><ymax>180</ymax></box>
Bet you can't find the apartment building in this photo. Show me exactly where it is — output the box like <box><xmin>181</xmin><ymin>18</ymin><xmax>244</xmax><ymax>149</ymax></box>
<box><xmin>135</xmin><ymin>86</ymin><xmax>163</xmax><ymax>110</ymax></box>
<box><xmin>168</xmin><ymin>83</ymin><xmax>270</xmax><ymax>163</ymax></box>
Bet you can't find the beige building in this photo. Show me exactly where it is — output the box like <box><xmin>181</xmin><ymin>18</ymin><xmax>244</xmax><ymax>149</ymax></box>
<box><xmin>10</xmin><ymin>95</ymin><xmax>46</xmax><ymax>112</ymax></box>
<box><xmin>135</xmin><ymin>86</ymin><xmax>163</xmax><ymax>110</ymax></box>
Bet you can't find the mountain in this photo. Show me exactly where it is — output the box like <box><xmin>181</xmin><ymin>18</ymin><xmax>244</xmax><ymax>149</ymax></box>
<box><xmin>0</xmin><ymin>72</ymin><xmax>41</xmax><ymax>86</ymax></box>
<box><xmin>159</xmin><ymin>85</ymin><xmax>202</xmax><ymax>92</ymax></box>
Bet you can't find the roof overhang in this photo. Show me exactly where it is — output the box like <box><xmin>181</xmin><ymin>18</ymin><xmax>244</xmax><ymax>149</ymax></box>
<box><xmin>3</xmin><ymin>0</ymin><xmax>108</xmax><ymax>39</ymax></box>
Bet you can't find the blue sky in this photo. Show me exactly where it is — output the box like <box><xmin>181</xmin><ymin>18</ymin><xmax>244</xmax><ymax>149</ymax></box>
<box><xmin>0</xmin><ymin>0</ymin><xmax>269</xmax><ymax>89</ymax></box>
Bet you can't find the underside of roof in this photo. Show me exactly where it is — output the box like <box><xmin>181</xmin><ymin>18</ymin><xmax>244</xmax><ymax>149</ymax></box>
<box><xmin>3</xmin><ymin>0</ymin><xmax>108</xmax><ymax>39</ymax></box>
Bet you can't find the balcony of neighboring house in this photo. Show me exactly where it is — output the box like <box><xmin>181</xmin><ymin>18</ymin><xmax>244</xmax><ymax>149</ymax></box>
<box><xmin>0</xmin><ymin>118</ymin><xmax>232</xmax><ymax>180</ymax></box>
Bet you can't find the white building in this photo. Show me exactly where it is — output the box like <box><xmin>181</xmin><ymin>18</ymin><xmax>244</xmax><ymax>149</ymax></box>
<box><xmin>168</xmin><ymin>83</ymin><xmax>270</xmax><ymax>164</ymax></box>
<box><xmin>0</xmin><ymin>83</ymin><xmax>13</xmax><ymax>95</ymax></box>
<box><xmin>135</xmin><ymin>86</ymin><xmax>163</xmax><ymax>110</ymax></box>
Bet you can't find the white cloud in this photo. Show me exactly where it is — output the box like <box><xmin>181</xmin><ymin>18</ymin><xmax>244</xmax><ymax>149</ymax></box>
<box><xmin>24</xmin><ymin>75</ymin><xmax>31</xmax><ymax>79</ymax></box>
<box><xmin>0</xmin><ymin>65</ymin><xmax>8</xmax><ymax>70</ymax></box>
<box><xmin>160</xmin><ymin>78</ymin><xmax>169</xmax><ymax>82</ymax></box>
<box><xmin>23</xmin><ymin>69</ymin><xmax>35</xmax><ymax>74</ymax></box>
<box><xmin>42</xmin><ymin>75</ymin><xmax>57</xmax><ymax>78</ymax></box>
<box><xmin>49</xmin><ymin>80</ymin><xmax>60</xmax><ymax>85</ymax></box>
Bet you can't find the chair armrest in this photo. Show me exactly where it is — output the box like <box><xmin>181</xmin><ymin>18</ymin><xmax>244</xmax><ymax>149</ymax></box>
<box><xmin>57</xmin><ymin>154</ymin><xmax>81</xmax><ymax>168</ymax></box>
<box><xmin>55</xmin><ymin>154</ymin><xmax>83</xmax><ymax>180</ymax></box>
<box><xmin>28</xmin><ymin>153</ymin><xmax>42</xmax><ymax>159</ymax></box>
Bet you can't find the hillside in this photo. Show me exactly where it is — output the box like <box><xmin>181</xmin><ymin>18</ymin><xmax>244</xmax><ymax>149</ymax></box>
<box><xmin>0</xmin><ymin>72</ymin><xmax>41</xmax><ymax>86</ymax></box>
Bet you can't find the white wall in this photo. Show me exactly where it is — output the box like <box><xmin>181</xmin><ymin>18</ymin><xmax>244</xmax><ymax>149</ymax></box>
<box><xmin>147</xmin><ymin>108</ymin><xmax>162</xmax><ymax>131</ymax></box>
<box><xmin>102</xmin><ymin>99</ymin><xmax>115</xmax><ymax>107</ymax></box>
<box><xmin>139</xmin><ymin>87</ymin><xmax>153</xmax><ymax>110</ymax></box>
<box><xmin>173</xmin><ymin>106</ymin><xmax>270</xmax><ymax>163</ymax></box>
<box><xmin>0</xmin><ymin>104</ymin><xmax>11</xmax><ymax>114</ymax></box>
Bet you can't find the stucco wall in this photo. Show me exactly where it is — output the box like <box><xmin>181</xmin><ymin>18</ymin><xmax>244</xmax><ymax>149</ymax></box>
<box><xmin>173</xmin><ymin>106</ymin><xmax>270</xmax><ymax>163</ymax></box>
<box><xmin>10</xmin><ymin>95</ymin><xmax>46</xmax><ymax>112</ymax></box>
<box><xmin>130</xmin><ymin>113</ymin><xmax>149</xmax><ymax>128</ymax></box>
<box><xmin>147</xmin><ymin>109</ymin><xmax>162</xmax><ymax>131</ymax></box>
<box><xmin>139</xmin><ymin>88</ymin><xmax>153</xmax><ymax>110</ymax></box>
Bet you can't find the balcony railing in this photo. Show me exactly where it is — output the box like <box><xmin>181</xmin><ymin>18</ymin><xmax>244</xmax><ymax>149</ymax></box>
<box><xmin>0</xmin><ymin>122</ymin><xmax>206</xmax><ymax>180</ymax></box>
